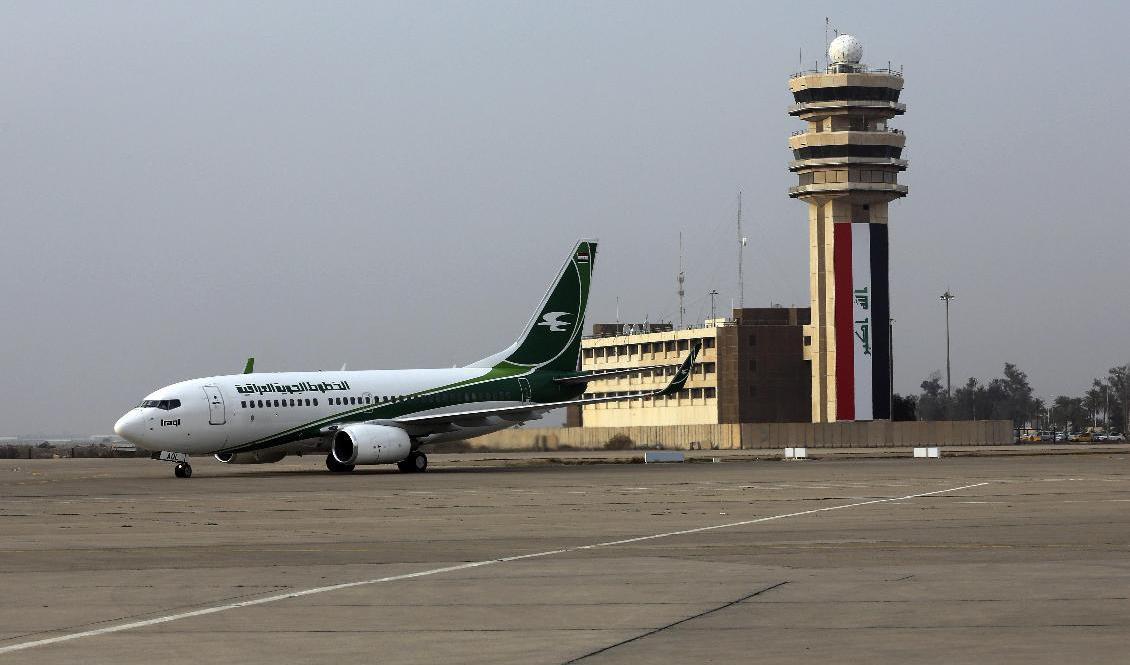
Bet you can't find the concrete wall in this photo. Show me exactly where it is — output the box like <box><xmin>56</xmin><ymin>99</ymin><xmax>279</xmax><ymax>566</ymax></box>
<box><xmin>464</xmin><ymin>420</ymin><xmax>1013</xmax><ymax>451</ymax></box>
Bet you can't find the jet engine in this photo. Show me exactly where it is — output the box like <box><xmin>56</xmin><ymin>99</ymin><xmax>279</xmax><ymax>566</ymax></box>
<box><xmin>331</xmin><ymin>424</ymin><xmax>412</xmax><ymax>466</ymax></box>
<box><xmin>214</xmin><ymin>450</ymin><xmax>288</xmax><ymax>464</ymax></box>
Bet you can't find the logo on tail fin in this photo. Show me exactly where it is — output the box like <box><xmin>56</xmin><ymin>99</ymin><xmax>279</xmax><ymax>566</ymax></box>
<box><xmin>537</xmin><ymin>311</ymin><xmax>571</xmax><ymax>332</ymax></box>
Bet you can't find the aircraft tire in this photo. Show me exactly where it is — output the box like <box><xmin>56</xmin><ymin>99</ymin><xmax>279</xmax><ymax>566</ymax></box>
<box><xmin>409</xmin><ymin>451</ymin><xmax>428</xmax><ymax>473</ymax></box>
<box><xmin>174</xmin><ymin>463</ymin><xmax>192</xmax><ymax>479</ymax></box>
<box><xmin>325</xmin><ymin>455</ymin><xmax>355</xmax><ymax>473</ymax></box>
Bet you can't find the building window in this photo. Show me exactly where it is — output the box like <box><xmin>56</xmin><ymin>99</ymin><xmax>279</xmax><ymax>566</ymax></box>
<box><xmin>804</xmin><ymin>335</ymin><xmax>812</xmax><ymax>346</ymax></box>
<box><xmin>705</xmin><ymin>387</ymin><xmax>716</xmax><ymax>399</ymax></box>
<box><xmin>704</xmin><ymin>338</ymin><xmax>715</xmax><ymax>349</ymax></box>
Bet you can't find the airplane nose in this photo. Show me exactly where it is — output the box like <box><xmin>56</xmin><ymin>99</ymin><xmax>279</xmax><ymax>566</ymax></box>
<box><xmin>114</xmin><ymin>412</ymin><xmax>144</xmax><ymax>444</ymax></box>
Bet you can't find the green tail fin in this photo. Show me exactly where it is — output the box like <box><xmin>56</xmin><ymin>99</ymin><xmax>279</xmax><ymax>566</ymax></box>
<box><xmin>243</xmin><ymin>357</ymin><xmax>255</xmax><ymax>374</ymax></box>
<box><xmin>469</xmin><ymin>239</ymin><xmax>596</xmax><ymax>372</ymax></box>
<box><xmin>656</xmin><ymin>342</ymin><xmax>700</xmax><ymax>396</ymax></box>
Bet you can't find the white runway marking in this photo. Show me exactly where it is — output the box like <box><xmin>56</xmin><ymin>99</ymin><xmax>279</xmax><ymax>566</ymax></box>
<box><xmin>0</xmin><ymin>481</ymin><xmax>987</xmax><ymax>656</ymax></box>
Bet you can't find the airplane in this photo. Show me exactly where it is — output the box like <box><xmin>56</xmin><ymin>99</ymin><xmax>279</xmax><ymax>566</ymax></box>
<box><xmin>114</xmin><ymin>240</ymin><xmax>700</xmax><ymax>478</ymax></box>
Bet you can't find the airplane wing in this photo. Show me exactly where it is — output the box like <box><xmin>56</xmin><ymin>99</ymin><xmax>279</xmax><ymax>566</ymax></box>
<box><xmin>389</xmin><ymin>343</ymin><xmax>700</xmax><ymax>432</ymax></box>
<box><xmin>551</xmin><ymin>362</ymin><xmax>682</xmax><ymax>386</ymax></box>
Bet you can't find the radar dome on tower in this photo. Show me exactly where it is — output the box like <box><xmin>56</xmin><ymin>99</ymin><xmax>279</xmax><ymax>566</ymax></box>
<box><xmin>828</xmin><ymin>34</ymin><xmax>863</xmax><ymax>65</ymax></box>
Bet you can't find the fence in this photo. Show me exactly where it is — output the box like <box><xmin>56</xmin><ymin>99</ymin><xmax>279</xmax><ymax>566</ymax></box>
<box><xmin>469</xmin><ymin>420</ymin><xmax>1013</xmax><ymax>451</ymax></box>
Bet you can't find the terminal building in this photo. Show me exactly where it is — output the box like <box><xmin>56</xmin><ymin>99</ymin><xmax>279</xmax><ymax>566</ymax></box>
<box><xmin>567</xmin><ymin>308</ymin><xmax>811</xmax><ymax>427</ymax></box>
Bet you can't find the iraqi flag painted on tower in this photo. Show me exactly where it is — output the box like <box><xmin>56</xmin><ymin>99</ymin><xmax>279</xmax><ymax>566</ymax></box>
<box><xmin>833</xmin><ymin>222</ymin><xmax>891</xmax><ymax>421</ymax></box>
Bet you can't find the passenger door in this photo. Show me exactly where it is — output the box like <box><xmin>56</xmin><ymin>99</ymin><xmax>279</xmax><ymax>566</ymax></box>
<box><xmin>518</xmin><ymin>378</ymin><xmax>532</xmax><ymax>403</ymax></box>
<box><xmin>203</xmin><ymin>385</ymin><xmax>226</xmax><ymax>425</ymax></box>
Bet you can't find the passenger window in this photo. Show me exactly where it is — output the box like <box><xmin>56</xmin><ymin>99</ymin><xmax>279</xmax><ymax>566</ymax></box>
<box><xmin>305</xmin><ymin>398</ymin><xmax>311</xmax><ymax>406</ymax></box>
<box><xmin>350</xmin><ymin>397</ymin><xmax>356</xmax><ymax>405</ymax></box>
<box><xmin>313</xmin><ymin>398</ymin><xmax>319</xmax><ymax>406</ymax></box>
<box><xmin>257</xmin><ymin>400</ymin><xmax>264</xmax><ymax>408</ymax></box>
<box><xmin>274</xmin><ymin>400</ymin><xmax>280</xmax><ymax>407</ymax></box>
<box><xmin>241</xmin><ymin>401</ymin><xmax>246</xmax><ymax>408</ymax></box>
<box><xmin>289</xmin><ymin>399</ymin><xmax>295</xmax><ymax>407</ymax></box>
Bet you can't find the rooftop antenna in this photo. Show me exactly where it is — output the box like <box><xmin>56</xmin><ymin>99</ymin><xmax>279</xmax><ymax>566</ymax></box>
<box><xmin>677</xmin><ymin>232</ymin><xmax>686</xmax><ymax>328</ymax></box>
<box><xmin>824</xmin><ymin>17</ymin><xmax>829</xmax><ymax>67</ymax></box>
<box><xmin>736</xmin><ymin>191</ymin><xmax>747</xmax><ymax>310</ymax></box>
<box><xmin>615</xmin><ymin>296</ymin><xmax>621</xmax><ymax>325</ymax></box>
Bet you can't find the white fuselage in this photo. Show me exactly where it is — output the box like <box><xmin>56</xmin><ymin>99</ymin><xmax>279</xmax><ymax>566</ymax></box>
<box><xmin>113</xmin><ymin>368</ymin><xmax>521</xmax><ymax>456</ymax></box>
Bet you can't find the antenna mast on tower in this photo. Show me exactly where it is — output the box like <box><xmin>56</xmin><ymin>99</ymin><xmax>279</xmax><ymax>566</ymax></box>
<box><xmin>677</xmin><ymin>232</ymin><xmax>686</xmax><ymax>328</ymax></box>
<box><xmin>737</xmin><ymin>191</ymin><xmax>746</xmax><ymax>310</ymax></box>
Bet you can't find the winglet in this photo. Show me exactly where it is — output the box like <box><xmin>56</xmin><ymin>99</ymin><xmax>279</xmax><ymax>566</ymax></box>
<box><xmin>243</xmin><ymin>357</ymin><xmax>255</xmax><ymax>374</ymax></box>
<box><xmin>655</xmin><ymin>342</ymin><xmax>700</xmax><ymax>397</ymax></box>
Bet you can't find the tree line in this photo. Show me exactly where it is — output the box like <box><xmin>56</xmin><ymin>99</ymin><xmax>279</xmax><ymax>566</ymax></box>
<box><xmin>892</xmin><ymin>362</ymin><xmax>1130</xmax><ymax>432</ymax></box>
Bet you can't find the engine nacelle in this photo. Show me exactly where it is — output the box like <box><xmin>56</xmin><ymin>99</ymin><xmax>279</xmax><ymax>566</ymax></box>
<box><xmin>214</xmin><ymin>450</ymin><xmax>287</xmax><ymax>464</ymax></box>
<box><xmin>331</xmin><ymin>424</ymin><xmax>412</xmax><ymax>466</ymax></box>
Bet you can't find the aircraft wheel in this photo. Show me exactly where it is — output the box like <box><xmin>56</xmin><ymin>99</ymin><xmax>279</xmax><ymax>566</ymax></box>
<box><xmin>325</xmin><ymin>455</ymin><xmax>355</xmax><ymax>473</ymax></box>
<box><xmin>174</xmin><ymin>463</ymin><xmax>192</xmax><ymax>478</ymax></box>
<box><xmin>409</xmin><ymin>451</ymin><xmax>428</xmax><ymax>473</ymax></box>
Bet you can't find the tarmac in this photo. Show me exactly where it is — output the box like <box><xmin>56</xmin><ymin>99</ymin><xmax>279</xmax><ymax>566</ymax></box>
<box><xmin>1</xmin><ymin>449</ymin><xmax>1128</xmax><ymax>664</ymax></box>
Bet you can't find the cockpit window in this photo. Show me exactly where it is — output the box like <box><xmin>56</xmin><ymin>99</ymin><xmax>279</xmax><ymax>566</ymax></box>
<box><xmin>139</xmin><ymin>399</ymin><xmax>181</xmax><ymax>410</ymax></box>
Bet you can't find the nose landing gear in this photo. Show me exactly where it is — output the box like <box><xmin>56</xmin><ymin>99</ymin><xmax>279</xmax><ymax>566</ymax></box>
<box><xmin>152</xmin><ymin>451</ymin><xmax>193</xmax><ymax>478</ymax></box>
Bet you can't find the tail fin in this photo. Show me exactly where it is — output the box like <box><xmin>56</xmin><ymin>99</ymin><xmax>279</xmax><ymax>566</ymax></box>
<box><xmin>468</xmin><ymin>239</ymin><xmax>597</xmax><ymax>372</ymax></box>
<box><xmin>656</xmin><ymin>342</ymin><xmax>700</xmax><ymax>396</ymax></box>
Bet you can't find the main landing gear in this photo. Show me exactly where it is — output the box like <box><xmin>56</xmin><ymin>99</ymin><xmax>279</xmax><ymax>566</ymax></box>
<box><xmin>325</xmin><ymin>455</ymin><xmax>355</xmax><ymax>473</ymax></box>
<box><xmin>398</xmin><ymin>451</ymin><xmax>428</xmax><ymax>473</ymax></box>
<box><xmin>174</xmin><ymin>462</ymin><xmax>192</xmax><ymax>478</ymax></box>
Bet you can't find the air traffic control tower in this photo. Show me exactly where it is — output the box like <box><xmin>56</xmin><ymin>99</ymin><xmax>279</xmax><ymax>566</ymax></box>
<box><xmin>788</xmin><ymin>35</ymin><xmax>907</xmax><ymax>422</ymax></box>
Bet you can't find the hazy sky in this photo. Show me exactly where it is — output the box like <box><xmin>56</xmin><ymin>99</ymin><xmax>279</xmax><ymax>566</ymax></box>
<box><xmin>2</xmin><ymin>1</ymin><xmax>1127</xmax><ymax>435</ymax></box>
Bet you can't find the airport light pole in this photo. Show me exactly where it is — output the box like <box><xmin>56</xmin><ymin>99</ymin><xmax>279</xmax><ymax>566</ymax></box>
<box><xmin>939</xmin><ymin>290</ymin><xmax>955</xmax><ymax>399</ymax></box>
<box><xmin>708</xmin><ymin>289</ymin><xmax>719</xmax><ymax>324</ymax></box>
